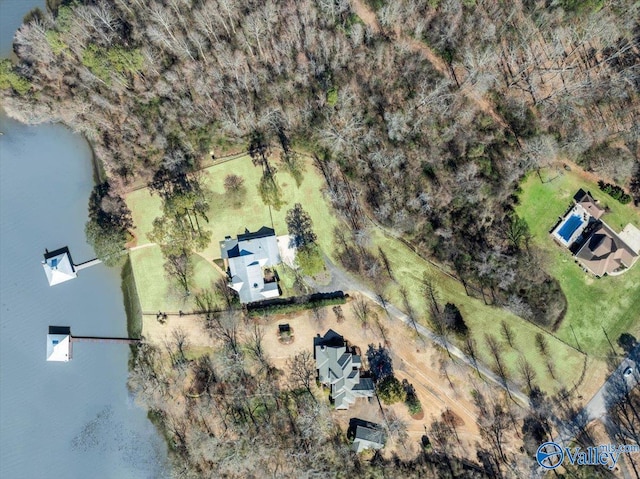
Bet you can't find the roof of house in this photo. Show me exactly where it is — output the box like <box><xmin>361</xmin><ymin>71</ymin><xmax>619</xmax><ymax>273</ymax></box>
<box><xmin>221</xmin><ymin>227</ymin><xmax>281</xmax><ymax>303</ymax></box>
<box><xmin>42</xmin><ymin>247</ymin><xmax>77</xmax><ymax>286</ymax></box>
<box><xmin>576</xmin><ymin>222</ymin><xmax>639</xmax><ymax>276</ymax></box>
<box><xmin>238</xmin><ymin>226</ymin><xmax>276</xmax><ymax>242</ymax></box>
<box><xmin>315</xmin><ymin>330</ymin><xmax>374</xmax><ymax>410</ymax></box>
<box><xmin>46</xmin><ymin>326</ymin><xmax>71</xmax><ymax>362</ymax></box>
<box><xmin>353</xmin><ymin>424</ymin><xmax>386</xmax><ymax>452</ymax></box>
<box><xmin>575</xmin><ymin>191</ymin><xmax>605</xmax><ymax>220</ymax></box>
<box><xmin>573</xmin><ymin>189</ymin><xmax>587</xmax><ymax>203</ymax></box>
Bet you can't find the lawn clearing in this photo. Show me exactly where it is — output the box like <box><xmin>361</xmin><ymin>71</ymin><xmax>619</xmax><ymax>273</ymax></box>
<box><xmin>127</xmin><ymin>188</ymin><xmax>162</xmax><ymax>244</ymax></box>
<box><xmin>516</xmin><ymin>168</ymin><xmax>640</xmax><ymax>357</ymax></box>
<box><xmin>126</xmin><ymin>155</ymin><xmax>340</xmax><ymax>261</ymax></box>
<box><xmin>128</xmin><ymin>245</ymin><xmax>224</xmax><ymax>313</ymax></box>
<box><xmin>372</xmin><ymin>227</ymin><xmax>586</xmax><ymax>396</ymax></box>
<box><xmin>124</xmin><ymin>154</ymin><xmax>340</xmax><ymax>320</ymax></box>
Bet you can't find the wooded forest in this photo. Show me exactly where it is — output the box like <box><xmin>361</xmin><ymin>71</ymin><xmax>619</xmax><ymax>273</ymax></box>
<box><xmin>2</xmin><ymin>0</ymin><xmax>639</xmax><ymax>476</ymax></box>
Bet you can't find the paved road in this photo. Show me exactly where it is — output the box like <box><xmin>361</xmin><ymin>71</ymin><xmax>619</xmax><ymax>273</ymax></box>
<box><xmin>583</xmin><ymin>345</ymin><xmax>640</xmax><ymax>422</ymax></box>
<box><xmin>532</xmin><ymin>346</ymin><xmax>640</xmax><ymax>477</ymax></box>
<box><xmin>308</xmin><ymin>254</ymin><xmax>530</xmax><ymax>405</ymax></box>
<box><xmin>314</xmin><ymin>253</ymin><xmax>640</xmax><ymax>470</ymax></box>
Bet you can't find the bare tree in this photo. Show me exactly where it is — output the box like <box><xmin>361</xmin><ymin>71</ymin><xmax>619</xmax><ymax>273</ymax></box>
<box><xmin>351</xmin><ymin>295</ymin><xmax>370</xmax><ymax>327</ymax></box>
<box><xmin>463</xmin><ymin>336</ymin><xmax>481</xmax><ymax>377</ymax></box>
<box><xmin>378</xmin><ymin>246</ymin><xmax>393</xmax><ymax>280</ymax></box>
<box><xmin>164</xmin><ymin>327</ymin><xmax>189</xmax><ymax>370</ymax></box>
<box><xmin>485</xmin><ymin>334</ymin><xmax>512</xmax><ymax>399</ymax></box>
<box><xmin>214</xmin><ymin>277</ymin><xmax>235</xmax><ymax>310</ymax></box>
<box><xmin>517</xmin><ymin>357</ymin><xmax>537</xmax><ymax>393</ymax></box>
<box><xmin>399</xmin><ymin>286</ymin><xmax>420</xmax><ymax>337</ymax></box>
<box><xmin>208</xmin><ymin>311</ymin><xmax>242</xmax><ymax>356</ymax></box>
<box><xmin>287</xmin><ymin>350</ymin><xmax>317</xmax><ymax>402</ymax></box>
<box><xmin>332</xmin><ymin>305</ymin><xmax>345</xmax><ymax>322</ymax></box>
<box><xmin>500</xmin><ymin>321</ymin><xmax>515</xmax><ymax>349</ymax></box>
<box><xmin>246</xmin><ymin>324</ymin><xmax>271</xmax><ymax>374</ymax></box>
<box><xmin>535</xmin><ymin>333</ymin><xmax>549</xmax><ymax>358</ymax></box>
<box><xmin>384</xmin><ymin>409</ymin><xmax>408</xmax><ymax>446</ymax></box>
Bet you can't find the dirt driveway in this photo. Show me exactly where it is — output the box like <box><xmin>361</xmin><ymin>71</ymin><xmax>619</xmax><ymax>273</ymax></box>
<box><xmin>259</xmin><ymin>296</ymin><xmax>482</xmax><ymax>451</ymax></box>
<box><xmin>141</xmin><ymin>293</ymin><xmax>484</xmax><ymax>454</ymax></box>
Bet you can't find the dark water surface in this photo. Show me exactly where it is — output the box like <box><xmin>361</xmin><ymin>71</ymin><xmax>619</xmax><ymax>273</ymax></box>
<box><xmin>1</xmin><ymin>2</ymin><xmax>168</xmax><ymax>477</ymax></box>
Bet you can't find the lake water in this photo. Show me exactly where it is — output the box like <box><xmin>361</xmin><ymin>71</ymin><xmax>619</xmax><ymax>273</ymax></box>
<box><xmin>0</xmin><ymin>2</ymin><xmax>168</xmax><ymax>478</ymax></box>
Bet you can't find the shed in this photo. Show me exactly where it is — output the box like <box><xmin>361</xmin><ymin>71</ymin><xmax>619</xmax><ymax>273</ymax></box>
<box><xmin>349</xmin><ymin>419</ymin><xmax>386</xmax><ymax>453</ymax></box>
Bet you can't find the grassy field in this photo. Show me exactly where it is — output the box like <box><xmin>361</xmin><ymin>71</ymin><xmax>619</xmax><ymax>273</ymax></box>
<box><xmin>516</xmin><ymin>168</ymin><xmax>640</xmax><ymax>357</ymax></box>
<box><xmin>126</xmin><ymin>155</ymin><xmax>341</xmax><ymax>261</ymax></box>
<box><xmin>128</xmin><ymin>245</ymin><xmax>224</xmax><ymax>313</ymax></box>
<box><xmin>371</xmin><ymin>227</ymin><xmax>586</xmax><ymax>395</ymax></box>
<box><xmin>125</xmin><ymin>154</ymin><xmax>592</xmax><ymax>394</ymax></box>
<box><xmin>125</xmin><ymin>155</ymin><xmax>340</xmax><ymax>314</ymax></box>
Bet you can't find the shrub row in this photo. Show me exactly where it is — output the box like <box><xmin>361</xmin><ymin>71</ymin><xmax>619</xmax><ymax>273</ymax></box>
<box><xmin>247</xmin><ymin>292</ymin><xmax>346</xmax><ymax>317</ymax></box>
<box><xmin>598</xmin><ymin>180</ymin><xmax>632</xmax><ymax>204</ymax></box>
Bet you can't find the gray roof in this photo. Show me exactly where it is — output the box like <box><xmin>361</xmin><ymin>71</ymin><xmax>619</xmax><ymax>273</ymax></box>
<box><xmin>315</xmin><ymin>330</ymin><xmax>374</xmax><ymax>409</ymax></box>
<box><xmin>353</xmin><ymin>424</ymin><xmax>385</xmax><ymax>453</ymax></box>
<box><xmin>221</xmin><ymin>227</ymin><xmax>281</xmax><ymax>303</ymax></box>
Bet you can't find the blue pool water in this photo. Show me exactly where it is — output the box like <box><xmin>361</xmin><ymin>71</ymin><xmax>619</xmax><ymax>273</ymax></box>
<box><xmin>558</xmin><ymin>215</ymin><xmax>583</xmax><ymax>242</ymax></box>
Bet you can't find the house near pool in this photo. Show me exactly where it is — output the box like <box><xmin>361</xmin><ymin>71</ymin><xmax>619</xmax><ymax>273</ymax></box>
<box><xmin>551</xmin><ymin>189</ymin><xmax>640</xmax><ymax>277</ymax></box>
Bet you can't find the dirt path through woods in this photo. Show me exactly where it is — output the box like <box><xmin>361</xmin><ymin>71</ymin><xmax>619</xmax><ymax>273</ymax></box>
<box><xmin>350</xmin><ymin>0</ymin><xmax>510</xmax><ymax>130</ymax></box>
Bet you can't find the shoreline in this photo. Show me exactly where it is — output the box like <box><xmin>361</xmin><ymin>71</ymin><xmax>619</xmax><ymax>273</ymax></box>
<box><xmin>122</xmin><ymin>256</ymin><xmax>143</xmax><ymax>341</ymax></box>
<box><xmin>0</xmin><ymin>103</ymin><xmax>106</xmax><ymax>185</ymax></box>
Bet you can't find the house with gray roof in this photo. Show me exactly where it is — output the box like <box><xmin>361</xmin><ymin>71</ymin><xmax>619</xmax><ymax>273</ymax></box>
<box><xmin>220</xmin><ymin>226</ymin><xmax>281</xmax><ymax>303</ymax></box>
<box><xmin>314</xmin><ymin>329</ymin><xmax>374</xmax><ymax>410</ymax></box>
<box><xmin>349</xmin><ymin>418</ymin><xmax>386</xmax><ymax>453</ymax></box>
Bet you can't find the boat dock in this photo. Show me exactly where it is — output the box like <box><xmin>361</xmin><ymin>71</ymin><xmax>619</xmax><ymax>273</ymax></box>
<box><xmin>42</xmin><ymin>246</ymin><xmax>102</xmax><ymax>286</ymax></box>
<box><xmin>47</xmin><ymin>326</ymin><xmax>140</xmax><ymax>361</ymax></box>
<box><xmin>71</xmin><ymin>336</ymin><xmax>140</xmax><ymax>345</ymax></box>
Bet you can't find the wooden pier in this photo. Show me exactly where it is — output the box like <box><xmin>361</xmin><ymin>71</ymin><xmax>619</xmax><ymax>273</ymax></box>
<box><xmin>48</xmin><ymin>328</ymin><xmax>139</xmax><ymax>362</ymax></box>
<box><xmin>74</xmin><ymin>258</ymin><xmax>102</xmax><ymax>271</ymax></box>
<box><xmin>70</xmin><ymin>336</ymin><xmax>140</xmax><ymax>345</ymax></box>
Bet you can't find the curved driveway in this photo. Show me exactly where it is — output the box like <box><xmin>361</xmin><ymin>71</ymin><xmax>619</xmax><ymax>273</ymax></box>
<box><xmin>308</xmin><ymin>253</ymin><xmax>530</xmax><ymax>405</ymax></box>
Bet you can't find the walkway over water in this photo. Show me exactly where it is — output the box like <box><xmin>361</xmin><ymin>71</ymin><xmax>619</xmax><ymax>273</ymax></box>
<box><xmin>71</xmin><ymin>336</ymin><xmax>140</xmax><ymax>345</ymax></box>
<box><xmin>74</xmin><ymin>258</ymin><xmax>102</xmax><ymax>271</ymax></box>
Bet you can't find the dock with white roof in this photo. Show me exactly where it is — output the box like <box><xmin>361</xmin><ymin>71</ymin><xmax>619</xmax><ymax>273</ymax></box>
<box><xmin>42</xmin><ymin>246</ymin><xmax>102</xmax><ymax>286</ymax></box>
<box><xmin>46</xmin><ymin>326</ymin><xmax>140</xmax><ymax>362</ymax></box>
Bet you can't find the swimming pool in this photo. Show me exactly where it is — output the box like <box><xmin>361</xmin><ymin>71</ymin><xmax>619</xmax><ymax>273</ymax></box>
<box><xmin>557</xmin><ymin>214</ymin><xmax>584</xmax><ymax>242</ymax></box>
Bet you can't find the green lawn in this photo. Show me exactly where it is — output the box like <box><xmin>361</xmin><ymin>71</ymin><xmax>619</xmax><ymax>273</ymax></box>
<box><xmin>372</xmin><ymin>228</ymin><xmax>586</xmax><ymax>395</ymax></box>
<box><xmin>128</xmin><ymin>245</ymin><xmax>224</xmax><ymax>313</ymax></box>
<box><xmin>124</xmin><ymin>154</ymin><xmax>593</xmax><ymax>393</ymax></box>
<box><xmin>516</xmin><ymin>169</ymin><xmax>640</xmax><ymax>357</ymax></box>
<box><xmin>126</xmin><ymin>155</ymin><xmax>340</xmax><ymax>260</ymax></box>
<box><xmin>125</xmin><ymin>155</ymin><xmax>340</xmax><ymax>312</ymax></box>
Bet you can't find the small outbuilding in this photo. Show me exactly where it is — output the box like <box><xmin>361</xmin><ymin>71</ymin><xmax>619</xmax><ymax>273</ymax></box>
<box><xmin>42</xmin><ymin>247</ymin><xmax>77</xmax><ymax>286</ymax></box>
<box><xmin>46</xmin><ymin>326</ymin><xmax>72</xmax><ymax>362</ymax></box>
<box><xmin>349</xmin><ymin>418</ymin><xmax>386</xmax><ymax>453</ymax></box>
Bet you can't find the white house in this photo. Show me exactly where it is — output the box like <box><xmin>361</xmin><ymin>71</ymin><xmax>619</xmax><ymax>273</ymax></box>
<box><xmin>220</xmin><ymin>227</ymin><xmax>281</xmax><ymax>303</ymax></box>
